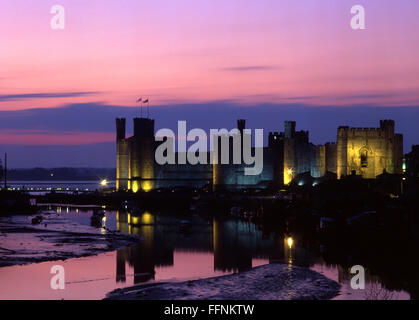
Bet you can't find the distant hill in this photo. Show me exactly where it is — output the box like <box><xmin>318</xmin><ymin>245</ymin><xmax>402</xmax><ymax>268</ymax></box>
<box><xmin>5</xmin><ymin>168</ymin><xmax>115</xmax><ymax>181</ymax></box>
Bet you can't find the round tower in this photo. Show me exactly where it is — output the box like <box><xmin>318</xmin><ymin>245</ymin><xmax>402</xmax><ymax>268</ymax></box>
<box><xmin>116</xmin><ymin>118</ymin><xmax>129</xmax><ymax>190</ymax></box>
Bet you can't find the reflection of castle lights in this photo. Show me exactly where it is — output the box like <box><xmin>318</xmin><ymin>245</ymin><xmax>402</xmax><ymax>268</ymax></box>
<box><xmin>142</xmin><ymin>181</ymin><xmax>152</xmax><ymax>192</ymax></box>
<box><xmin>128</xmin><ymin>212</ymin><xmax>154</xmax><ymax>225</ymax></box>
<box><xmin>141</xmin><ymin>212</ymin><xmax>153</xmax><ymax>225</ymax></box>
<box><xmin>287</xmin><ymin>237</ymin><xmax>294</xmax><ymax>249</ymax></box>
<box><xmin>132</xmin><ymin>181</ymin><xmax>139</xmax><ymax>193</ymax></box>
<box><xmin>131</xmin><ymin>216</ymin><xmax>140</xmax><ymax>225</ymax></box>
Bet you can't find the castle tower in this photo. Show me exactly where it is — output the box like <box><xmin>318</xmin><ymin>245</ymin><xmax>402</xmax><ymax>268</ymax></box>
<box><xmin>394</xmin><ymin>133</ymin><xmax>403</xmax><ymax>174</ymax></box>
<box><xmin>380</xmin><ymin>120</ymin><xmax>395</xmax><ymax>173</ymax></box>
<box><xmin>284</xmin><ymin>121</ymin><xmax>296</xmax><ymax>139</ymax></box>
<box><xmin>311</xmin><ymin>145</ymin><xmax>326</xmax><ymax>178</ymax></box>
<box><xmin>337</xmin><ymin>121</ymin><xmax>403</xmax><ymax>179</ymax></box>
<box><xmin>268</xmin><ymin>132</ymin><xmax>284</xmax><ymax>185</ymax></box>
<box><xmin>325</xmin><ymin>142</ymin><xmax>337</xmax><ymax>174</ymax></box>
<box><xmin>237</xmin><ymin>119</ymin><xmax>246</xmax><ymax>135</ymax></box>
<box><xmin>212</xmin><ymin>133</ymin><xmax>230</xmax><ymax>191</ymax></box>
<box><xmin>130</xmin><ymin>118</ymin><xmax>155</xmax><ymax>192</ymax></box>
<box><xmin>237</xmin><ymin>119</ymin><xmax>246</xmax><ymax>152</ymax></box>
<box><xmin>134</xmin><ymin>117</ymin><xmax>155</xmax><ymax>137</ymax></box>
<box><xmin>212</xmin><ymin>120</ymin><xmax>243</xmax><ymax>191</ymax></box>
<box><xmin>116</xmin><ymin>118</ymin><xmax>130</xmax><ymax>190</ymax></box>
<box><xmin>337</xmin><ymin>126</ymin><xmax>349</xmax><ymax>179</ymax></box>
<box><xmin>116</xmin><ymin>118</ymin><xmax>126</xmax><ymax>140</ymax></box>
<box><xmin>283</xmin><ymin>121</ymin><xmax>296</xmax><ymax>184</ymax></box>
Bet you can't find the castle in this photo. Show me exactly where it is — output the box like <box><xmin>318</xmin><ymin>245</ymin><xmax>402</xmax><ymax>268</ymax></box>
<box><xmin>337</xmin><ymin>120</ymin><xmax>403</xmax><ymax>179</ymax></box>
<box><xmin>116</xmin><ymin>118</ymin><xmax>403</xmax><ymax>191</ymax></box>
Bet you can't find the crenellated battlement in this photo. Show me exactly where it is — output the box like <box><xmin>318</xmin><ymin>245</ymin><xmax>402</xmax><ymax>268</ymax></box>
<box><xmin>337</xmin><ymin>119</ymin><xmax>402</xmax><ymax>179</ymax></box>
<box><xmin>116</xmin><ymin>118</ymin><xmax>126</xmax><ymax>141</ymax></box>
<box><xmin>115</xmin><ymin>117</ymin><xmax>403</xmax><ymax>191</ymax></box>
<box><xmin>268</xmin><ymin>131</ymin><xmax>284</xmax><ymax>147</ymax></box>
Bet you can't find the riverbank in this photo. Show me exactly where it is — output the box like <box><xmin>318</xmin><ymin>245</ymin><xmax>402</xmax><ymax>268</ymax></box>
<box><xmin>106</xmin><ymin>263</ymin><xmax>341</xmax><ymax>300</ymax></box>
<box><xmin>0</xmin><ymin>212</ymin><xmax>140</xmax><ymax>267</ymax></box>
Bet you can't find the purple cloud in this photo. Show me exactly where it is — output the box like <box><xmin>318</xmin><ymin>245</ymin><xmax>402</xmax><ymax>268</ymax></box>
<box><xmin>0</xmin><ymin>92</ymin><xmax>98</xmax><ymax>102</ymax></box>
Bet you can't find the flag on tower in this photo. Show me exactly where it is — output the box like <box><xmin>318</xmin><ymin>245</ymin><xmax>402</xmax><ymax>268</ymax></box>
<box><xmin>143</xmin><ymin>98</ymin><xmax>149</xmax><ymax>103</ymax></box>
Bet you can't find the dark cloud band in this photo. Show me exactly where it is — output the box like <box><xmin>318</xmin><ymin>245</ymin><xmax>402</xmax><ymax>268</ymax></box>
<box><xmin>0</xmin><ymin>91</ymin><xmax>98</xmax><ymax>102</ymax></box>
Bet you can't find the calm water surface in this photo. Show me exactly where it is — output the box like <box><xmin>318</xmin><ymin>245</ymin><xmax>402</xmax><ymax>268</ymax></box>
<box><xmin>0</xmin><ymin>205</ymin><xmax>411</xmax><ymax>300</ymax></box>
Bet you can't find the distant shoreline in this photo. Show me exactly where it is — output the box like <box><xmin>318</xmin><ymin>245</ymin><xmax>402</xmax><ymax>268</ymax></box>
<box><xmin>4</xmin><ymin>167</ymin><xmax>115</xmax><ymax>181</ymax></box>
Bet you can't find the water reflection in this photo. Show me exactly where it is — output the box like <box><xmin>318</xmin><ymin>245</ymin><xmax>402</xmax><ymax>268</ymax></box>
<box><xmin>111</xmin><ymin>210</ymin><xmax>409</xmax><ymax>300</ymax></box>
<box><xmin>114</xmin><ymin>211</ymin><xmax>273</xmax><ymax>283</ymax></box>
<box><xmin>32</xmin><ymin>205</ymin><xmax>413</xmax><ymax>299</ymax></box>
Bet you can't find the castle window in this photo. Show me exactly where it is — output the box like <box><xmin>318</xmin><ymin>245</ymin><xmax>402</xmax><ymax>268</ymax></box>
<box><xmin>360</xmin><ymin>150</ymin><xmax>368</xmax><ymax>168</ymax></box>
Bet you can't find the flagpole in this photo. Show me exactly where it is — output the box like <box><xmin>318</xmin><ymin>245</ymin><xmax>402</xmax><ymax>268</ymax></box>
<box><xmin>137</xmin><ymin>96</ymin><xmax>142</xmax><ymax>118</ymax></box>
<box><xmin>147</xmin><ymin>97</ymin><xmax>150</xmax><ymax>119</ymax></box>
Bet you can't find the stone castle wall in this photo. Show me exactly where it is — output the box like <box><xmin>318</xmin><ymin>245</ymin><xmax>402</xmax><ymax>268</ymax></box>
<box><xmin>325</xmin><ymin>142</ymin><xmax>337</xmax><ymax>174</ymax></box>
<box><xmin>116</xmin><ymin>118</ymin><xmax>404</xmax><ymax>191</ymax></box>
<box><xmin>311</xmin><ymin>145</ymin><xmax>326</xmax><ymax>178</ymax></box>
<box><xmin>337</xmin><ymin>121</ymin><xmax>403</xmax><ymax>179</ymax></box>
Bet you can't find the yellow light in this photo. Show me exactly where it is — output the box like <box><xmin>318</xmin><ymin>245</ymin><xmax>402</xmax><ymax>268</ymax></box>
<box><xmin>141</xmin><ymin>212</ymin><xmax>154</xmax><ymax>225</ymax></box>
<box><xmin>284</xmin><ymin>168</ymin><xmax>294</xmax><ymax>185</ymax></box>
<box><xmin>142</xmin><ymin>181</ymin><xmax>152</xmax><ymax>192</ymax></box>
<box><xmin>131</xmin><ymin>216</ymin><xmax>140</xmax><ymax>225</ymax></box>
<box><xmin>129</xmin><ymin>213</ymin><xmax>153</xmax><ymax>225</ymax></box>
<box><xmin>287</xmin><ymin>237</ymin><xmax>294</xmax><ymax>249</ymax></box>
<box><xmin>100</xmin><ymin>179</ymin><xmax>108</xmax><ymax>186</ymax></box>
<box><xmin>132</xmin><ymin>181</ymin><xmax>139</xmax><ymax>193</ymax></box>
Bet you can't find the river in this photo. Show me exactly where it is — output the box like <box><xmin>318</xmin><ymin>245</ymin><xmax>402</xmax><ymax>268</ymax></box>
<box><xmin>0</xmin><ymin>205</ymin><xmax>411</xmax><ymax>300</ymax></box>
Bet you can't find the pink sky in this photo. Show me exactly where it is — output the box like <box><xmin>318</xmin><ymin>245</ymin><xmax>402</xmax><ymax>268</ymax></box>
<box><xmin>1</xmin><ymin>0</ymin><xmax>419</xmax><ymax>111</ymax></box>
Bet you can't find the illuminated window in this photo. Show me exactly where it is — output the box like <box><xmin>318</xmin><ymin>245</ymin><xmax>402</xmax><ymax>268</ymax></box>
<box><xmin>360</xmin><ymin>150</ymin><xmax>368</xmax><ymax>168</ymax></box>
